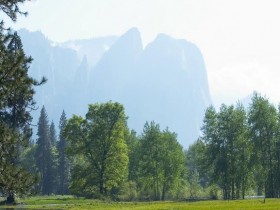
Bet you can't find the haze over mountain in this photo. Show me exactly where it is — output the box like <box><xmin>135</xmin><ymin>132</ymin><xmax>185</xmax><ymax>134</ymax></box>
<box><xmin>19</xmin><ymin>28</ymin><xmax>211</xmax><ymax>147</ymax></box>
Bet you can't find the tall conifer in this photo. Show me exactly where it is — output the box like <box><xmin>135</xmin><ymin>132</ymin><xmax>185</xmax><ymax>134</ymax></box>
<box><xmin>35</xmin><ymin>106</ymin><xmax>54</xmax><ymax>195</ymax></box>
<box><xmin>49</xmin><ymin>121</ymin><xmax>57</xmax><ymax>146</ymax></box>
<box><xmin>57</xmin><ymin>110</ymin><xmax>70</xmax><ymax>195</ymax></box>
<box><xmin>0</xmin><ymin>1</ymin><xmax>46</xmax><ymax>203</ymax></box>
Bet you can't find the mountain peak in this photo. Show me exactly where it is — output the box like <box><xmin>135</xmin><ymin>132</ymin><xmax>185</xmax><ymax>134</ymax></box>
<box><xmin>154</xmin><ymin>33</ymin><xmax>174</xmax><ymax>42</ymax></box>
<box><xmin>117</xmin><ymin>28</ymin><xmax>143</xmax><ymax>51</ymax></box>
<box><xmin>96</xmin><ymin>28</ymin><xmax>143</xmax><ymax>64</ymax></box>
<box><xmin>125</xmin><ymin>27</ymin><xmax>140</xmax><ymax>36</ymax></box>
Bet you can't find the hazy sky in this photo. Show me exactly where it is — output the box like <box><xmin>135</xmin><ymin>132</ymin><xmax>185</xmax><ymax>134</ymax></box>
<box><xmin>8</xmin><ymin>0</ymin><xmax>280</xmax><ymax>107</ymax></box>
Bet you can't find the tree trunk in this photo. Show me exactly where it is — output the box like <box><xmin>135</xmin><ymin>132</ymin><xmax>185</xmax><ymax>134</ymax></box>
<box><xmin>242</xmin><ymin>177</ymin><xmax>245</xmax><ymax>199</ymax></box>
<box><xmin>162</xmin><ymin>183</ymin><xmax>166</xmax><ymax>201</ymax></box>
<box><xmin>153</xmin><ymin>179</ymin><xmax>157</xmax><ymax>200</ymax></box>
<box><xmin>156</xmin><ymin>177</ymin><xmax>159</xmax><ymax>200</ymax></box>
<box><xmin>99</xmin><ymin>165</ymin><xmax>105</xmax><ymax>194</ymax></box>
<box><xmin>99</xmin><ymin>180</ymin><xmax>104</xmax><ymax>194</ymax></box>
<box><xmin>231</xmin><ymin>180</ymin><xmax>235</xmax><ymax>199</ymax></box>
<box><xmin>6</xmin><ymin>192</ymin><xmax>15</xmax><ymax>204</ymax></box>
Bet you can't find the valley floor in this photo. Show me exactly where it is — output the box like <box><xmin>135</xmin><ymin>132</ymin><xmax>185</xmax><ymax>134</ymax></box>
<box><xmin>0</xmin><ymin>196</ymin><xmax>278</xmax><ymax>210</ymax></box>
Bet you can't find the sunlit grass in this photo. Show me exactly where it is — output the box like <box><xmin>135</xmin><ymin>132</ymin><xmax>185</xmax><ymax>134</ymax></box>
<box><xmin>1</xmin><ymin>196</ymin><xmax>279</xmax><ymax>209</ymax></box>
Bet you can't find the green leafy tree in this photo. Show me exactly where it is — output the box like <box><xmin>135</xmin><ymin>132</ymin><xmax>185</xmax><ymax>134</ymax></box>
<box><xmin>187</xmin><ymin>169</ymin><xmax>202</xmax><ymax>199</ymax></box>
<box><xmin>202</xmin><ymin>104</ymin><xmax>250</xmax><ymax>199</ymax></box>
<box><xmin>160</xmin><ymin>129</ymin><xmax>185</xmax><ymax>200</ymax></box>
<box><xmin>126</xmin><ymin>130</ymin><xmax>140</xmax><ymax>181</ymax></box>
<box><xmin>63</xmin><ymin>102</ymin><xmax>129</xmax><ymax>197</ymax></box>
<box><xmin>0</xmin><ymin>0</ymin><xmax>46</xmax><ymax>203</ymax></box>
<box><xmin>20</xmin><ymin>143</ymin><xmax>37</xmax><ymax>177</ymax></box>
<box><xmin>232</xmin><ymin>104</ymin><xmax>252</xmax><ymax>199</ymax></box>
<box><xmin>275</xmin><ymin>105</ymin><xmax>280</xmax><ymax>197</ymax></box>
<box><xmin>138</xmin><ymin>122</ymin><xmax>184</xmax><ymax>200</ymax></box>
<box><xmin>201</xmin><ymin>106</ymin><xmax>219</xmax><ymax>193</ymax></box>
<box><xmin>138</xmin><ymin>122</ymin><xmax>162</xmax><ymax>200</ymax></box>
<box><xmin>248</xmin><ymin>93</ymin><xmax>278</xmax><ymax>198</ymax></box>
<box><xmin>200</xmin><ymin>94</ymin><xmax>280</xmax><ymax>199</ymax></box>
<box><xmin>185</xmin><ymin>139</ymin><xmax>209</xmax><ymax>191</ymax></box>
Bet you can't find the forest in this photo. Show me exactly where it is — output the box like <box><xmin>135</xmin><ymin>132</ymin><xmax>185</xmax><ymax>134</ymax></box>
<box><xmin>16</xmin><ymin>93</ymin><xmax>280</xmax><ymax>202</ymax></box>
<box><xmin>1</xmin><ymin>0</ymin><xmax>280</xmax><ymax>206</ymax></box>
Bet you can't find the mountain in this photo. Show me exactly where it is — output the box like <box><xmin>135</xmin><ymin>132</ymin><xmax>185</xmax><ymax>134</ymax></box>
<box><xmin>19</xmin><ymin>28</ymin><xmax>211</xmax><ymax>147</ymax></box>
<box><xmin>18</xmin><ymin>29</ymin><xmax>117</xmax><ymax>127</ymax></box>
<box><xmin>60</xmin><ymin>36</ymin><xmax>118</xmax><ymax>68</ymax></box>
<box><xmin>19</xmin><ymin>29</ymin><xmax>80</xmax><ymax>125</ymax></box>
<box><xmin>88</xmin><ymin>29</ymin><xmax>211</xmax><ymax>147</ymax></box>
<box><xmin>89</xmin><ymin>28</ymin><xmax>143</xmax><ymax>102</ymax></box>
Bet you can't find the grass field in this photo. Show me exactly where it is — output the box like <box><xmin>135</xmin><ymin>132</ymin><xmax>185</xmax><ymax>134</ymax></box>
<box><xmin>0</xmin><ymin>196</ymin><xmax>279</xmax><ymax>209</ymax></box>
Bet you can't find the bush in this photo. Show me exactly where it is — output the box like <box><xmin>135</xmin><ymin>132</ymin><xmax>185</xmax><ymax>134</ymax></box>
<box><xmin>117</xmin><ymin>181</ymin><xmax>138</xmax><ymax>201</ymax></box>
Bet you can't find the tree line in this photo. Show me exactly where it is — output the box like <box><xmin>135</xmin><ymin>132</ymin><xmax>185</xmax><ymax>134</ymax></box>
<box><xmin>21</xmin><ymin>107</ymin><xmax>71</xmax><ymax>196</ymax></box>
<box><xmin>22</xmin><ymin>92</ymin><xmax>280</xmax><ymax>200</ymax></box>
<box><xmin>189</xmin><ymin>93</ymin><xmax>280</xmax><ymax>199</ymax></box>
<box><xmin>21</xmin><ymin>103</ymin><xmax>186</xmax><ymax>201</ymax></box>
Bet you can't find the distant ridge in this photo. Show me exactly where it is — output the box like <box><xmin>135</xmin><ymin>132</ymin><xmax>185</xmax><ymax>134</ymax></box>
<box><xmin>19</xmin><ymin>28</ymin><xmax>211</xmax><ymax>147</ymax></box>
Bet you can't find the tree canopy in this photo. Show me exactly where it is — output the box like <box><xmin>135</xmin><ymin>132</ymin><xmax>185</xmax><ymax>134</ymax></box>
<box><xmin>63</xmin><ymin>102</ymin><xmax>129</xmax><ymax>198</ymax></box>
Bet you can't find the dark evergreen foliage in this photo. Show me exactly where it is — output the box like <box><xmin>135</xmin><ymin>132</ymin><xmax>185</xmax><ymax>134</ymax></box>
<box><xmin>35</xmin><ymin>106</ymin><xmax>55</xmax><ymax>195</ymax></box>
<box><xmin>0</xmin><ymin>0</ymin><xmax>28</xmax><ymax>22</ymax></box>
<box><xmin>0</xmin><ymin>0</ymin><xmax>46</xmax><ymax>203</ymax></box>
<box><xmin>57</xmin><ymin>110</ymin><xmax>70</xmax><ymax>195</ymax></box>
<box><xmin>49</xmin><ymin>121</ymin><xmax>57</xmax><ymax>146</ymax></box>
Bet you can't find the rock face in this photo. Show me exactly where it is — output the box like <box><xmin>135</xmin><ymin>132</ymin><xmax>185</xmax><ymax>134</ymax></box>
<box><xmin>19</xmin><ymin>28</ymin><xmax>211</xmax><ymax>148</ymax></box>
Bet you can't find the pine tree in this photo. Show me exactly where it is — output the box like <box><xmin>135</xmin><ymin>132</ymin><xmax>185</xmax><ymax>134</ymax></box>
<box><xmin>49</xmin><ymin>121</ymin><xmax>57</xmax><ymax>146</ymax></box>
<box><xmin>0</xmin><ymin>1</ymin><xmax>46</xmax><ymax>202</ymax></box>
<box><xmin>35</xmin><ymin>106</ymin><xmax>54</xmax><ymax>195</ymax></box>
<box><xmin>57</xmin><ymin>110</ymin><xmax>70</xmax><ymax>195</ymax></box>
<box><xmin>49</xmin><ymin>120</ymin><xmax>59</xmax><ymax>193</ymax></box>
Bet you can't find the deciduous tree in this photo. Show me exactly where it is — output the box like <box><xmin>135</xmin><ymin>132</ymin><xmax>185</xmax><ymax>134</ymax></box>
<box><xmin>138</xmin><ymin>122</ymin><xmax>184</xmax><ymax>200</ymax></box>
<box><xmin>63</xmin><ymin>102</ymin><xmax>129</xmax><ymax>197</ymax></box>
<box><xmin>248</xmin><ymin>93</ymin><xmax>277</xmax><ymax>198</ymax></box>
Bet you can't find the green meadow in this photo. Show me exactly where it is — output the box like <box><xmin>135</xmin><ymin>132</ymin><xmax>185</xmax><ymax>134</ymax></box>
<box><xmin>1</xmin><ymin>196</ymin><xmax>280</xmax><ymax>210</ymax></box>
